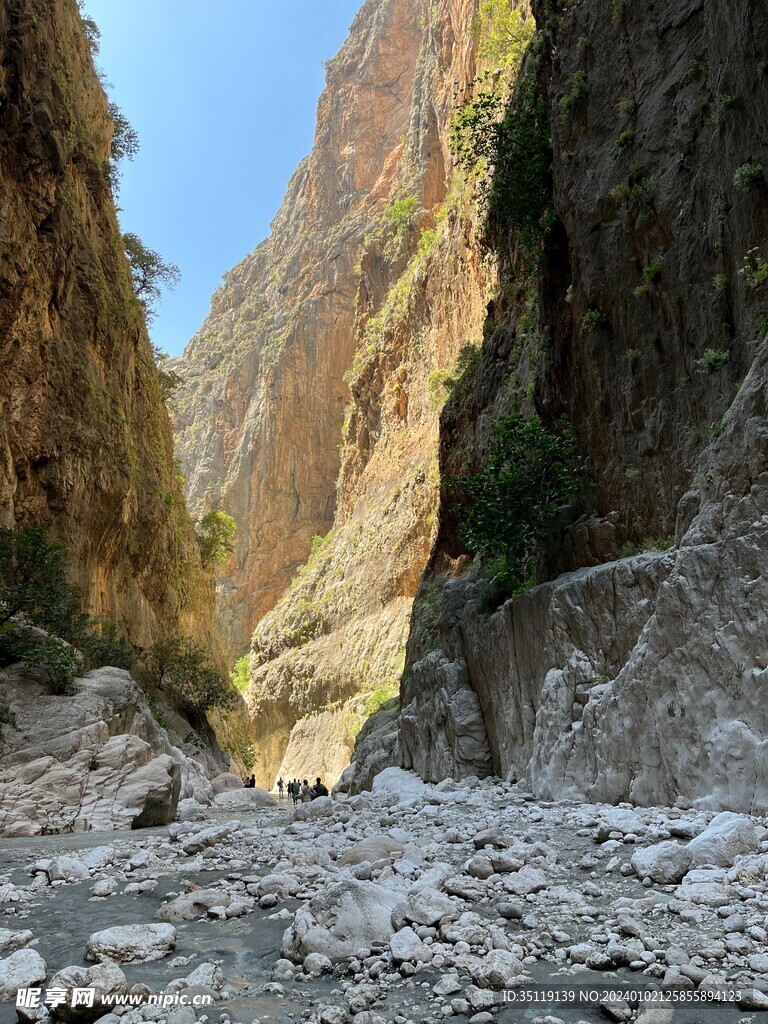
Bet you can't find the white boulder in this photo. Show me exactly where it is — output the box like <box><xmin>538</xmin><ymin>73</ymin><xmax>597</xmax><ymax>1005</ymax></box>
<box><xmin>471</xmin><ymin>949</ymin><xmax>526</xmax><ymax>989</ymax></box>
<box><xmin>0</xmin><ymin>948</ymin><xmax>47</xmax><ymax>1001</ymax></box>
<box><xmin>47</xmin><ymin>962</ymin><xmax>127</xmax><ymax>1021</ymax></box>
<box><xmin>686</xmin><ymin>812</ymin><xmax>760</xmax><ymax>867</ymax></box>
<box><xmin>370</xmin><ymin>768</ymin><xmax>429</xmax><ymax>803</ymax></box>
<box><xmin>282</xmin><ymin>880</ymin><xmax>402</xmax><ymax>961</ymax></box>
<box><xmin>85</xmin><ymin>923</ymin><xmax>176</xmax><ymax>964</ymax></box>
<box><xmin>630</xmin><ymin>841</ymin><xmax>692</xmax><ymax>884</ymax></box>
<box><xmin>0</xmin><ymin>929</ymin><xmax>34</xmax><ymax>954</ymax></box>
<box><xmin>213</xmin><ymin>787</ymin><xmax>276</xmax><ymax>810</ymax></box>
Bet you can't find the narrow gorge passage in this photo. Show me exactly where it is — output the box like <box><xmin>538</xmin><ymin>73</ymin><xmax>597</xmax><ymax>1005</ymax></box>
<box><xmin>2</xmin><ymin>0</ymin><xmax>768</xmax><ymax>1021</ymax></box>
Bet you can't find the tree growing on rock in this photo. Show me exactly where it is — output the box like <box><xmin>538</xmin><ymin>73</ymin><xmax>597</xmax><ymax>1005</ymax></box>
<box><xmin>196</xmin><ymin>510</ymin><xmax>236</xmax><ymax>568</ymax></box>
<box><xmin>123</xmin><ymin>232</ymin><xmax>180</xmax><ymax>321</ymax></box>
<box><xmin>0</xmin><ymin>526</ymin><xmax>81</xmax><ymax>636</ymax></box>
<box><xmin>148</xmin><ymin>636</ymin><xmax>238</xmax><ymax>721</ymax></box>
<box><xmin>456</xmin><ymin>414</ymin><xmax>583</xmax><ymax>597</ymax></box>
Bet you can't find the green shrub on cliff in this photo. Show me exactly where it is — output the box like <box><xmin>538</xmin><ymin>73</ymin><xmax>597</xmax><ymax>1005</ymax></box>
<box><xmin>455</xmin><ymin>415</ymin><xmax>582</xmax><ymax>595</ymax></box>
<box><xmin>123</xmin><ymin>232</ymin><xmax>180</xmax><ymax>321</ymax></box>
<box><xmin>0</xmin><ymin>526</ymin><xmax>81</xmax><ymax>637</ymax></box>
<box><xmin>196</xmin><ymin>510</ymin><xmax>236</xmax><ymax>568</ymax></box>
<box><xmin>148</xmin><ymin>636</ymin><xmax>238</xmax><ymax>720</ymax></box>
<box><xmin>733</xmin><ymin>163</ymin><xmax>764</xmax><ymax>192</ymax></box>
<box><xmin>0</xmin><ymin>526</ymin><xmax>141</xmax><ymax>685</ymax></box>
<box><xmin>474</xmin><ymin>0</ymin><xmax>534</xmax><ymax>71</ymax></box>
<box><xmin>230</xmin><ymin>654</ymin><xmax>250</xmax><ymax>694</ymax></box>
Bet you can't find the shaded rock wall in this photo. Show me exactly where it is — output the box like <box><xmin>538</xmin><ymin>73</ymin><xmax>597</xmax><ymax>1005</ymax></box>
<box><xmin>397</xmin><ymin>0</ymin><xmax>768</xmax><ymax>811</ymax></box>
<box><xmin>403</xmin><ymin>336</ymin><xmax>768</xmax><ymax>813</ymax></box>
<box><xmin>0</xmin><ymin>0</ymin><xmax>219</xmax><ymax>652</ymax></box>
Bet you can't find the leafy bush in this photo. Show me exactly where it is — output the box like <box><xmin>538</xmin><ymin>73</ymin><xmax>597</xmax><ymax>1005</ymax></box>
<box><xmin>734</xmin><ymin>163</ymin><xmax>764</xmax><ymax>192</ymax></box>
<box><xmin>488</xmin><ymin>72</ymin><xmax>553</xmax><ymax>257</ymax></box>
<box><xmin>739</xmin><ymin>247</ymin><xmax>768</xmax><ymax>287</ymax></box>
<box><xmin>78</xmin><ymin>2</ymin><xmax>101</xmax><ymax>54</ymax></box>
<box><xmin>22</xmin><ymin>636</ymin><xmax>81</xmax><ymax>694</ymax></box>
<box><xmin>710</xmin><ymin>417</ymin><xmax>726</xmax><ymax>439</ymax></box>
<box><xmin>559</xmin><ymin>71</ymin><xmax>589</xmax><ymax>121</ymax></box>
<box><xmin>611</xmin><ymin>130</ymin><xmax>635</xmax><ymax>159</ymax></box>
<box><xmin>473</xmin><ymin>0</ymin><xmax>534</xmax><ymax>71</ymax></box>
<box><xmin>123</xmin><ymin>233</ymin><xmax>180</xmax><ymax>321</ymax></box>
<box><xmin>455</xmin><ymin>415</ymin><xmax>582</xmax><ymax>595</ymax></box>
<box><xmin>148</xmin><ymin>636</ymin><xmax>238</xmax><ymax>720</ymax></box>
<box><xmin>0</xmin><ymin>526</ymin><xmax>82</xmax><ymax>638</ymax></box>
<box><xmin>230</xmin><ymin>654</ymin><xmax>250</xmax><ymax>694</ymax></box>
<box><xmin>364</xmin><ymin>680</ymin><xmax>400</xmax><ymax>717</ymax></box>
<box><xmin>641</xmin><ymin>536</ymin><xmax>675</xmax><ymax>552</ymax></box>
<box><xmin>152</xmin><ymin>344</ymin><xmax>183</xmax><ymax>402</ymax></box>
<box><xmin>580</xmin><ymin>309</ymin><xmax>602</xmax><ymax>334</ymax></box>
<box><xmin>696</xmin><ymin>348</ymin><xmax>729</xmax><ymax>374</ymax></box>
<box><xmin>386</xmin><ymin>197</ymin><xmax>419</xmax><ymax>237</ymax></box>
<box><xmin>78</xmin><ymin>620</ymin><xmax>137</xmax><ymax>672</ymax></box>
<box><xmin>196</xmin><ymin>511</ymin><xmax>236</xmax><ymax>568</ymax></box>
<box><xmin>224</xmin><ymin>740</ymin><xmax>256</xmax><ymax>770</ymax></box>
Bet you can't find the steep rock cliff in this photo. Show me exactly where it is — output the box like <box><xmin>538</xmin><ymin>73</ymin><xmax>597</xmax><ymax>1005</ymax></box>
<box><xmin>172</xmin><ymin>0</ymin><xmax>425</xmax><ymax>660</ymax></box>
<box><xmin>398</xmin><ymin>0</ymin><xmax>768</xmax><ymax>810</ymax></box>
<box><xmin>0</xmin><ymin>0</ymin><xmax>218</xmax><ymax>650</ymax></box>
<box><xmin>175</xmin><ymin>0</ymin><xmax>501</xmax><ymax>787</ymax></box>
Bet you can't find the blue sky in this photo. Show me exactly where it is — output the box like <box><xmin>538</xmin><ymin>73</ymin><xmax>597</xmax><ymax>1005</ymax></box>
<box><xmin>87</xmin><ymin>0</ymin><xmax>361</xmax><ymax>356</ymax></box>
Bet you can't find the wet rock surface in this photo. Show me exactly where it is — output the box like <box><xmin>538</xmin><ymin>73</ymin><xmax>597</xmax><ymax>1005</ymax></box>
<box><xmin>0</xmin><ymin>775</ymin><xmax>766</xmax><ymax>1023</ymax></box>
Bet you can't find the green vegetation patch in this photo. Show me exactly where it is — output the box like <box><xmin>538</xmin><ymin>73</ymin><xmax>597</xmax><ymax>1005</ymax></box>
<box><xmin>454</xmin><ymin>415</ymin><xmax>583</xmax><ymax>598</ymax></box>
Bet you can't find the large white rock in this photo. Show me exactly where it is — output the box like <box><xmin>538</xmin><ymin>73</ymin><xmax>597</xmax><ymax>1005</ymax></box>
<box><xmin>400</xmin><ymin>886</ymin><xmax>456</xmax><ymax>926</ymax></box>
<box><xmin>470</xmin><ymin>949</ymin><xmax>526</xmax><ymax>989</ymax></box>
<box><xmin>686</xmin><ymin>812</ymin><xmax>760</xmax><ymax>867</ymax></box>
<box><xmin>213</xmin><ymin>787</ymin><xmax>277</xmax><ymax>810</ymax></box>
<box><xmin>85</xmin><ymin>923</ymin><xmax>176</xmax><ymax>964</ymax></box>
<box><xmin>0</xmin><ymin>668</ymin><xmax>212</xmax><ymax>837</ymax></box>
<box><xmin>157</xmin><ymin>890</ymin><xmax>230</xmax><ymax>922</ymax></box>
<box><xmin>211</xmin><ymin>773</ymin><xmax>244</xmax><ymax>794</ymax></box>
<box><xmin>337</xmin><ymin>837</ymin><xmax>403</xmax><ymax>866</ymax></box>
<box><xmin>282</xmin><ymin>880</ymin><xmax>402</xmax><ymax>961</ymax></box>
<box><xmin>0</xmin><ymin>948</ymin><xmax>47</xmax><ymax>1000</ymax></box>
<box><xmin>48</xmin><ymin>962</ymin><xmax>127</xmax><ymax>1022</ymax></box>
<box><xmin>180</xmin><ymin>820</ymin><xmax>240</xmax><ymax>854</ymax></box>
<box><xmin>631</xmin><ymin>841</ymin><xmax>692</xmax><ymax>884</ymax></box>
<box><xmin>370</xmin><ymin>768</ymin><xmax>429</xmax><ymax>803</ymax></box>
<box><xmin>294</xmin><ymin>796</ymin><xmax>333</xmax><ymax>820</ymax></box>
<box><xmin>389</xmin><ymin>927</ymin><xmax>433</xmax><ymax>964</ymax></box>
<box><xmin>45</xmin><ymin>856</ymin><xmax>91</xmax><ymax>882</ymax></box>
<box><xmin>0</xmin><ymin>929</ymin><xmax>34</xmax><ymax>955</ymax></box>
<box><xmin>504</xmin><ymin>866</ymin><xmax>549</xmax><ymax>895</ymax></box>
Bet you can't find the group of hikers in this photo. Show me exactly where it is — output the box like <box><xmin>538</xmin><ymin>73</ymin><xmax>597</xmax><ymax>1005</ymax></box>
<box><xmin>241</xmin><ymin>772</ymin><xmax>330</xmax><ymax>804</ymax></box>
<box><xmin>277</xmin><ymin>776</ymin><xmax>328</xmax><ymax>804</ymax></box>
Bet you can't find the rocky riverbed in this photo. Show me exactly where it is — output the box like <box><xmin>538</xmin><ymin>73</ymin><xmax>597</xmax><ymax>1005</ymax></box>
<box><xmin>1</xmin><ymin>770</ymin><xmax>767</xmax><ymax>1024</ymax></box>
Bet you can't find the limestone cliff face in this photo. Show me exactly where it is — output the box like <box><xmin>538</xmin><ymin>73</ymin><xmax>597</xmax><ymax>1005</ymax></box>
<box><xmin>174</xmin><ymin>0</ymin><xmax>496</xmax><ymax>787</ymax></box>
<box><xmin>397</xmin><ymin>0</ymin><xmax>768</xmax><ymax>811</ymax></box>
<box><xmin>0</xmin><ymin>0</ymin><xmax>219</xmax><ymax>652</ymax></box>
<box><xmin>175</xmin><ymin>0</ymin><xmax>768</xmax><ymax>807</ymax></box>
<box><xmin>172</xmin><ymin>0</ymin><xmax>425</xmax><ymax>660</ymax></box>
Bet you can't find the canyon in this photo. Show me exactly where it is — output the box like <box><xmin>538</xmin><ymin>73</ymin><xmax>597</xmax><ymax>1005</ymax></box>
<box><xmin>174</xmin><ymin>0</ymin><xmax>768</xmax><ymax>807</ymax></box>
<box><xmin>0</xmin><ymin>0</ymin><xmax>767</xmax><ymax>1020</ymax></box>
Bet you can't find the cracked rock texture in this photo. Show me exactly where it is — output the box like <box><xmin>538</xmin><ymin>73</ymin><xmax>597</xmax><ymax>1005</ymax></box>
<box><xmin>0</xmin><ymin>666</ymin><xmax>215</xmax><ymax>837</ymax></box>
<box><xmin>403</xmin><ymin>339</ymin><xmax>768</xmax><ymax>813</ymax></box>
